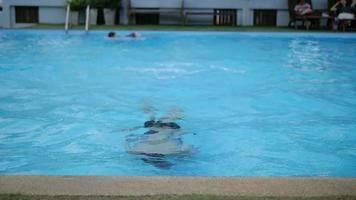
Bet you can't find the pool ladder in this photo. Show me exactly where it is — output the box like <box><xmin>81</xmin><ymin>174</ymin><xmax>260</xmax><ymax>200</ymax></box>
<box><xmin>65</xmin><ymin>4</ymin><xmax>90</xmax><ymax>34</ymax></box>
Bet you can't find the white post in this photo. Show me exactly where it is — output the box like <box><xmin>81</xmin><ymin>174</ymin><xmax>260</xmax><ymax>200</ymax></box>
<box><xmin>85</xmin><ymin>5</ymin><xmax>90</xmax><ymax>33</ymax></box>
<box><xmin>65</xmin><ymin>4</ymin><xmax>70</xmax><ymax>33</ymax></box>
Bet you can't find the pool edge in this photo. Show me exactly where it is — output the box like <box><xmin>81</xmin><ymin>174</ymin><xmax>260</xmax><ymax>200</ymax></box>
<box><xmin>0</xmin><ymin>176</ymin><xmax>355</xmax><ymax>197</ymax></box>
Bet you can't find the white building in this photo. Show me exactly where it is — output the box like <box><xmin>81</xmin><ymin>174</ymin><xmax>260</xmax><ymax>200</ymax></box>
<box><xmin>0</xmin><ymin>0</ymin><xmax>329</xmax><ymax>28</ymax></box>
<box><xmin>0</xmin><ymin>0</ymin><xmax>3</xmax><ymax>27</ymax></box>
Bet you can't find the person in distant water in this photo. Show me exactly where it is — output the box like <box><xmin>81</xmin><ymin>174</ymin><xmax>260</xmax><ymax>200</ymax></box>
<box><xmin>108</xmin><ymin>32</ymin><xmax>116</xmax><ymax>38</ymax></box>
<box><xmin>126</xmin><ymin>32</ymin><xmax>141</xmax><ymax>38</ymax></box>
<box><xmin>294</xmin><ymin>0</ymin><xmax>314</xmax><ymax>16</ymax></box>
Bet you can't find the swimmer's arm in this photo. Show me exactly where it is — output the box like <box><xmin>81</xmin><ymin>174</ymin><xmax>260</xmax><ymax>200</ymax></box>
<box><xmin>330</xmin><ymin>1</ymin><xmax>340</xmax><ymax>11</ymax></box>
<box><xmin>121</xmin><ymin>126</ymin><xmax>142</xmax><ymax>132</ymax></box>
<box><xmin>173</xmin><ymin>129</ymin><xmax>196</xmax><ymax>136</ymax></box>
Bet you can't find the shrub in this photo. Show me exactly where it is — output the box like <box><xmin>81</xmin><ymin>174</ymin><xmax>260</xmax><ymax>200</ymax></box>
<box><xmin>89</xmin><ymin>0</ymin><xmax>105</xmax><ymax>8</ymax></box>
<box><xmin>104</xmin><ymin>0</ymin><xmax>121</xmax><ymax>9</ymax></box>
<box><xmin>68</xmin><ymin>0</ymin><xmax>86</xmax><ymax>11</ymax></box>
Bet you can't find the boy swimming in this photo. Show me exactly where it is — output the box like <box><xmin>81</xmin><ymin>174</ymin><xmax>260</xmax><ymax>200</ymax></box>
<box><xmin>123</xmin><ymin>105</ymin><xmax>195</xmax><ymax>169</ymax></box>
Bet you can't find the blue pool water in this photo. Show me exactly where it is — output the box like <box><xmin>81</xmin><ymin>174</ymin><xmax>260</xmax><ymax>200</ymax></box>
<box><xmin>0</xmin><ymin>30</ymin><xmax>356</xmax><ymax>176</ymax></box>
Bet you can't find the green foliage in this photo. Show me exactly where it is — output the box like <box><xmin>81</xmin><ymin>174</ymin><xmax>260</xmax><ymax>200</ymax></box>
<box><xmin>68</xmin><ymin>0</ymin><xmax>87</xmax><ymax>11</ymax></box>
<box><xmin>104</xmin><ymin>0</ymin><xmax>121</xmax><ymax>9</ymax></box>
<box><xmin>84</xmin><ymin>0</ymin><xmax>121</xmax><ymax>9</ymax></box>
<box><xmin>68</xmin><ymin>0</ymin><xmax>120</xmax><ymax>10</ymax></box>
<box><xmin>88</xmin><ymin>0</ymin><xmax>105</xmax><ymax>8</ymax></box>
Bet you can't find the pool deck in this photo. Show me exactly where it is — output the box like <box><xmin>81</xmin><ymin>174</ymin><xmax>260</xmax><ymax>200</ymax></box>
<box><xmin>0</xmin><ymin>176</ymin><xmax>355</xmax><ymax>197</ymax></box>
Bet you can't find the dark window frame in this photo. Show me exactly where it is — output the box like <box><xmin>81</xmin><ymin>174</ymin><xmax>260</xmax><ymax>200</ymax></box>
<box><xmin>135</xmin><ymin>11</ymin><xmax>160</xmax><ymax>25</ymax></box>
<box><xmin>253</xmin><ymin>9</ymin><xmax>277</xmax><ymax>26</ymax></box>
<box><xmin>214</xmin><ymin>9</ymin><xmax>237</xmax><ymax>26</ymax></box>
<box><xmin>15</xmin><ymin>6</ymin><xmax>39</xmax><ymax>23</ymax></box>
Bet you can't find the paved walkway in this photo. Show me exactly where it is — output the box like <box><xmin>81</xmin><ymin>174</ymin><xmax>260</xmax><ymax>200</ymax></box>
<box><xmin>0</xmin><ymin>176</ymin><xmax>356</xmax><ymax>197</ymax></box>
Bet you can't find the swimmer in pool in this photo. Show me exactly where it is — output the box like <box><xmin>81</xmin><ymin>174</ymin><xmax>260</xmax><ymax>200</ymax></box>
<box><xmin>123</xmin><ymin>104</ymin><xmax>195</xmax><ymax>169</ymax></box>
<box><xmin>144</xmin><ymin>120</ymin><xmax>181</xmax><ymax>132</ymax></box>
<box><xmin>122</xmin><ymin>104</ymin><xmax>183</xmax><ymax>133</ymax></box>
<box><xmin>126</xmin><ymin>32</ymin><xmax>141</xmax><ymax>38</ymax></box>
<box><xmin>108</xmin><ymin>32</ymin><xmax>116</xmax><ymax>38</ymax></box>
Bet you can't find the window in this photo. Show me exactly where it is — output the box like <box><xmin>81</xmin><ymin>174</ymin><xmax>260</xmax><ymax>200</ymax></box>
<box><xmin>254</xmin><ymin>10</ymin><xmax>277</xmax><ymax>26</ymax></box>
<box><xmin>135</xmin><ymin>13</ymin><xmax>159</xmax><ymax>25</ymax></box>
<box><xmin>214</xmin><ymin>9</ymin><xmax>237</xmax><ymax>26</ymax></box>
<box><xmin>15</xmin><ymin>6</ymin><xmax>39</xmax><ymax>23</ymax></box>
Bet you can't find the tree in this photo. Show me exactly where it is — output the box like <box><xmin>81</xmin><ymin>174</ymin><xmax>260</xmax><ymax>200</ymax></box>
<box><xmin>68</xmin><ymin>0</ymin><xmax>86</xmax><ymax>11</ymax></box>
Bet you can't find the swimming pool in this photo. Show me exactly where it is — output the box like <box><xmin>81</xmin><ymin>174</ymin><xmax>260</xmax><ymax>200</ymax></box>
<box><xmin>0</xmin><ymin>30</ymin><xmax>355</xmax><ymax>176</ymax></box>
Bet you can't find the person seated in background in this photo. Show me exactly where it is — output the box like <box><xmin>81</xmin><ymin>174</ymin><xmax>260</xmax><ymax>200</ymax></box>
<box><xmin>294</xmin><ymin>0</ymin><xmax>314</xmax><ymax>16</ymax></box>
<box><xmin>126</xmin><ymin>32</ymin><xmax>141</xmax><ymax>38</ymax></box>
<box><xmin>108</xmin><ymin>32</ymin><xmax>116</xmax><ymax>38</ymax></box>
<box><xmin>330</xmin><ymin>0</ymin><xmax>354</xmax><ymax>29</ymax></box>
<box><xmin>331</xmin><ymin>0</ymin><xmax>354</xmax><ymax>17</ymax></box>
<box><xmin>352</xmin><ymin>0</ymin><xmax>356</xmax><ymax>13</ymax></box>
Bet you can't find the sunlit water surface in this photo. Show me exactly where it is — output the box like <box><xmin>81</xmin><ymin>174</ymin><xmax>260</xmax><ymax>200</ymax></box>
<box><xmin>0</xmin><ymin>30</ymin><xmax>355</xmax><ymax>176</ymax></box>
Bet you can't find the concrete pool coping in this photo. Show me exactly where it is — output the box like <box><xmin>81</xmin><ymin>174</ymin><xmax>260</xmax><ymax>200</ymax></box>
<box><xmin>0</xmin><ymin>176</ymin><xmax>355</xmax><ymax>197</ymax></box>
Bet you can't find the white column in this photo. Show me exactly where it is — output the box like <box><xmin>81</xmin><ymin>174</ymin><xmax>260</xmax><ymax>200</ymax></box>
<box><xmin>85</xmin><ymin>5</ymin><xmax>90</xmax><ymax>32</ymax></box>
<box><xmin>65</xmin><ymin>4</ymin><xmax>70</xmax><ymax>32</ymax></box>
<box><xmin>120</xmin><ymin>0</ymin><xmax>129</xmax><ymax>25</ymax></box>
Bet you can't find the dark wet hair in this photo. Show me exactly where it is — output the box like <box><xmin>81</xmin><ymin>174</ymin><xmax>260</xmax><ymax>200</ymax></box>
<box><xmin>144</xmin><ymin>130</ymin><xmax>159</xmax><ymax>135</ymax></box>
<box><xmin>144</xmin><ymin>120</ymin><xmax>155</xmax><ymax>128</ymax></box>
<box><xmin>158</xmin><ymin>122</ymin><xmax>181</xmax><ymax>129</ymax></box>
<box><xmin>108</xmin><ymin>32</ymin><xmax>116</xmax><ymax>38</ymax></box>
<box><xmin>144</xmin><ymin>120</ymin><xmax>181</xmax><ymax>129</ymax></box>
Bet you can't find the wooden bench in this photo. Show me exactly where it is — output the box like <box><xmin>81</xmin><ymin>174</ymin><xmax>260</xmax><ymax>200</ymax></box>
<box><xmin>128</xmin><ymin>0</ymin><xmax>237</xmax><ymax>26</ymax></box>
<box><xmin>294</xmin><ymin>13</ymin><xmax>335</xmax><ymax>30</ymax></box>
<box><xmin>183</xmin><ymin>9</ymin><xmax>214</xmax><ymax>25</ymax></box>
<box><xmin>184</xmin><ymin>9</ymin><xmax>236</xmax><ymax>26</ymax></box>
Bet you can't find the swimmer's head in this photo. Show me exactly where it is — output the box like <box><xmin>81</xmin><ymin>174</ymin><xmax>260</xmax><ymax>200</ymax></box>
<box><xmin>144</xmin><ymin>120</ymin><xmax>155</xmax><ymax>128</ymax></box>
<box><xmin>160</xmin><ymin>122</ymin><xmax>181</xmax><ymax>129</ymax></box>
<box><xmin>108</xmin><ymin>32</ymin><xmax>116</xmax><ymax>38</ymax></box>
<box><xmin>128</xmin><ymin>32</ymin><xmax>140</xmax><ymax>38</ymax></box>
<box><xmin>154</xmin><ymin>121</ymin><xmax>181</xmax><ymax>129</ymax></box>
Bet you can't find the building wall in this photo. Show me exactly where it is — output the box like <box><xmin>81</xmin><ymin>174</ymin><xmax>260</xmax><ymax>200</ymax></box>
<box><xmin>1</xmin><ymin>0</ymin><xmax>330</xmax><ymax>28</ymax></box>
<box><xmin>39</xmin><ymin>7</ymin><xmax>66</xmax><ymax>24</ymax></box>
<box><xmin>2</xmin><ymin>0</ymin><xmax>66</xmax><ymax>28</ymax></box>
<box><xmin>0</xmin><ymin>12</ymin><xmax>3</xmax><ymax>28</ymax></box>
<box><xmin>129</xmin><ymin>0</ymin><xmax>247</xmax><ymax>25</ymax></box>
<box><xmin>127</xmin><ymin>0</ymin><xmax>329</xmax><ymax>26</ymax></box>
<box><xmin>0</xmin><ymin>0</ymin><xmax>3</xmax><ymax>27</ymax></box>
<box><xmin>8</xmin><ymin>6</ymin><xmax>66</xmax><ymax>28</ymax></box>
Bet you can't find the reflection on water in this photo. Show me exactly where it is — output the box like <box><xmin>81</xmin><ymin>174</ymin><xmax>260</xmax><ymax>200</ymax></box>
<box><xmin>286</xmin><ymin>39</ymin><xmax>331</xmax><ymax>72</ymax></box>
<box><xmin>1</xmin><ymin>31</ymin><xmax>356</xmax><ymax>176</ymax></box>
